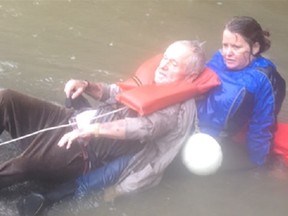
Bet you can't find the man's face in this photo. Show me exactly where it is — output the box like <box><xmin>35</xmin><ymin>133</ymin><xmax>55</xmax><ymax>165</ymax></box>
<box><xmin>154</xmin><ymin>43</ymin><xmax>191</xmax><ymax>84</ymax></box>
<box><xmin>221</xmin><ymin>29</ymin><xmax>255</xmax><ymax>70</ymax></box>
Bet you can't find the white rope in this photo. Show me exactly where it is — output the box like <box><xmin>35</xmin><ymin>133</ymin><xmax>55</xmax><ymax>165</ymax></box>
<box><xmin>0</xmin><ymin>107</ymin><xmax>126</xmax><ymax>147</ymax></box>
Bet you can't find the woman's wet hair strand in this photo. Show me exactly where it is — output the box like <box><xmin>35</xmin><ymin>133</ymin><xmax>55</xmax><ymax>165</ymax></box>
<box><xmin>225</xmin><ymin>16</ymin><xmax>271</xmax><ymax>55</ymax></box>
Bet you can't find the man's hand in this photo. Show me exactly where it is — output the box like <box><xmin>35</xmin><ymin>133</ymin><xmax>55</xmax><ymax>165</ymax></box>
<box><xmin>64</xmin><ymin>79</ymin><xmax>89</xmax><ymax>99</ymax></box>
<box><xmin>58</xmin><ymin>123</ymin><xmax>100</xmax><ymax>149</ymax></box>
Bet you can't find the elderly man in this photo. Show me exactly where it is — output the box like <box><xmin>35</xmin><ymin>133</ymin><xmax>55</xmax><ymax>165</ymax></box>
<box><xmin>13</xmin><ymin>40</ymin><xmax>218</xmax><ymax>215</ymax></box>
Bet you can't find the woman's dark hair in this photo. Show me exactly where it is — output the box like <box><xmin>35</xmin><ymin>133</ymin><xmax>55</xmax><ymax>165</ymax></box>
<box><xmin>225</xmin><ymin>16</ymin><xmax>271</xmax><ymax>55</ymax></box>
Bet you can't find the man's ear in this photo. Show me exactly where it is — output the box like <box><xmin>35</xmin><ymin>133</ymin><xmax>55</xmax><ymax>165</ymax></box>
<box><xmin>252</xmin><ymin>42</ymin><xmax>260</xmax><ymax>55</ymax></box>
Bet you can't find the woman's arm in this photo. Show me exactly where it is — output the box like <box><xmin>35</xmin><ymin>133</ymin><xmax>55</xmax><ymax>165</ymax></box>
<box><xmin>247</xmin><ymin>76</ymin><xmax>275</xmax><ymax>165</ymax></box>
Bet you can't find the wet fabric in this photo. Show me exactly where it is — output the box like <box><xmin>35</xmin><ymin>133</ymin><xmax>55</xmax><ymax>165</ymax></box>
<box><xmin>0</xmin><ymin>89</ymin><xmax>83</xmax><ymax>188</ymax></box>
<box><xmin>114</xmin><ymin>98</ymin><xmax>197</xmax><ymax>194</ymax></box>
<box><xmin>0</xmin><ymin>89</ymin><xmax>142</xmax><ymax>189</ymax></box>
<box><xmin>273</xmin><ymin>123</ymin><xmax>288</xmax><ymax>164</ymax></box>
<box><xmin>197</xmin><ymin>51</ymin><xmax>286</xmax><ymax>165</ymax></box>
<box><xmin>75</xmin><ymin>154</ymin><xmax>132</xmax><ymax>197</ymax></box>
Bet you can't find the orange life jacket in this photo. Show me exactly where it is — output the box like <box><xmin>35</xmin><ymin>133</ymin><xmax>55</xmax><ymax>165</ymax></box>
<box><xmin>273</xmin><ymin>123</ymin><xmax>288</xmax><ymax>165</ymax></box>
<box><xmin>116</xmin><ymin>54</ymin><xmax>221</xmax><ymax>116</ymax></box>
<box><xmin>234</xmin><ymin>122</ymin><xmax>288</xmax><ymax>165</ymax></box>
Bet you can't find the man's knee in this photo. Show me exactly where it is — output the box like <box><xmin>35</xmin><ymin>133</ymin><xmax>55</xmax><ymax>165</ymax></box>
<box><xmin>0</xmin><ymin>89</ymin><xmax>16</xmax><ymax>103</ymax></box>
<box><xmin>10</xmin><ymin>156</ymin><xmax>40</xmax><ymax>174</ymax></box>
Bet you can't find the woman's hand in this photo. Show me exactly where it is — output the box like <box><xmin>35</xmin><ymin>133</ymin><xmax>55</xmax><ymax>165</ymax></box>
<box><xmin>64</xmin><ymin>79</ymin><xmax>89</xmax><ymax>99</ymax></box>
<box><xmin>58</xmin><ymin>123</ymin><xmax>100</xmax><ymax>149</ymax></box>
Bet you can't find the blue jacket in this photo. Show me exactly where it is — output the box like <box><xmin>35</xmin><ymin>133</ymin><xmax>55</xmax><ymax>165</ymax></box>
<box><xmin>197</xmin><ymin>51</ymin><xmax>286</xmax><ymax>165</ymax></box>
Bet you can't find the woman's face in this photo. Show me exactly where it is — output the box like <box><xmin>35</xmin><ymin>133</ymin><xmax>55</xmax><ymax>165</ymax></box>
<box><xmin>222</xmin><ymin>29</ymin><xmax>257</xmax><ymax>70</ymax></box>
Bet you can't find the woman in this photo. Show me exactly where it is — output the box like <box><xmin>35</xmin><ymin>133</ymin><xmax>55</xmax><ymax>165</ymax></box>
<box><xmin>197</xmin><ymin>16</ymin><xmax>286</xmax><ymax>166</ymax></box>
